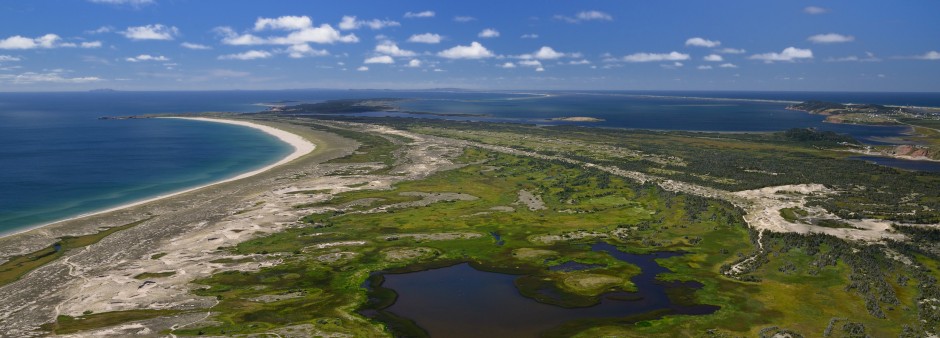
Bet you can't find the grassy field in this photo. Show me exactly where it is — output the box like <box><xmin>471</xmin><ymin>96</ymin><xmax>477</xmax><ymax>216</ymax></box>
<box><xmin>171</xmin><ymin>139</ymin><xmax>935</xmax><ymax>337</ymax></box>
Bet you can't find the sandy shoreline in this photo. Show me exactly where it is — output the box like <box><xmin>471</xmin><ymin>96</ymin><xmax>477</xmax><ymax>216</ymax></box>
<box><xmin>0</xmin><ymin>117</ymin><xmax>315</xmax><ymax>239</ymax></box>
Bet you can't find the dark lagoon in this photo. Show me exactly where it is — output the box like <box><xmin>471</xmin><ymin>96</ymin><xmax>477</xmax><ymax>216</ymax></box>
<box><xmin>367</xmin><ymin>242</ymin><xmax>718</xmax><ymax>337</ymax></box>
<box><xmin>850</xmin><ymin>156</ymin><xmax>940</xmax><ymax>173</ymax></box>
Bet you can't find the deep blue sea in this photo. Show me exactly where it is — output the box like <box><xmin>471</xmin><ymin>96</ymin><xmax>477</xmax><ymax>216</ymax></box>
<box><xmin>1</xmin><ymin>90</ymin><xmax>937</xmax><ymax>235</ymax></box>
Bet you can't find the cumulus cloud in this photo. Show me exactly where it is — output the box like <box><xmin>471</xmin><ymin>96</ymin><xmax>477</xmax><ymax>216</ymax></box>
<box><xmin>454</xmin><ymin>16</ymin><xmax>476</xmax><ymax>22</ymax></box>
<box><xmin>703</xmin><ymin>54</ymin><xmax>723</xmax><ymax>62</ymax></box>
<box><xmin>715</xmin><ymin>48</ymin><xmax>746</xmax><ymax>54</ymax></box>
<box><xmin>86</xmin><ymin>26</ymin><xmax>113</xmax><ymax>34</ymax></box>
<box><xmin>697</xmin><ymin>65</ymin><xmax>712</xmax><ymax>70</ymax></box>
<box><xmin>500</xmin><ymin>62</ymin><xmax>516</xmax><ymax>68</ymax></box>
<box><xmin>364</xmin><ymin>55</ymin><xmax>394</xmax><ymax>64</ymax></box>
<box><xmin>478</xmin><ymin>29</ymin><xmax>500</xmax><ymax>38</ymax></box>
<box><xmin>569</xmin><ymin>59</ymin><xmax>591</xmax><ymax>65</ymax></box>
<box><xmin>122</xmin><ymin>24</ymin><xmax>179</xmax><ymax>40</ymax></box>
<box><xmin>407</xmin><ymin>59</ymin><xmax>422</xmax><ymax>67</ymax></box>
<box><xmin>375</xmin><ymin>41</ymin><xmax>416</xmax><ymax>57</ymax></box>
<box><xmin>438</xmin><ymin>41</ymin><xmax>494</xmax><ymax>59</ymax></box>
<box><xmin>181</xmin><ymin>42</ymin><xmax>212</xmax><ymax>50</ymax></box>
<box><xmin>685</xmin><ymin>37</ymin><xmax>720</xmax><ymax>48</ymax></box>
<box><xmin>555</xmin><ymin>10</ymin><xmax>613</xmax><ymax>23</ymax></box>
<box><xmin>0</xmin><ymin>55</ymin><xmax>21</xmax><ymax>62</ymax></box>
<box><xmin>803</xmin><ymin>6</ymin><xmax>829</xmax><ymax>14</ymax></box>
<box><xmin>284</xmin><ymin>44</ymin><xmax>329</xmax><ymax>58</ymax></box>
<box><xmin>622</xmin><ymin>51</ymin><xmax>690</xmax><ymax>62</ymax></box>
<box><xmin>125</xmin><ymin>54</ymin><xmax>169</xmax><ymax>62</ymax></box>
<box><xmin>407</xmin><ymin>33</ymin><xmax>442</xmax><ymax>44</ymax></box>
<box><xmin>749</xmin><ymin>47</ymin><xmax>813</xmax><ymax>62</ymax></box>
<box><xmin>218</xmin><ymin>18</ymin><xmax>358</xmax><ymax>46</ymax></box>
<box><xmin>807</xmin><ymin>33</ymin><xmax>854</xmax><ymax>44</ymax></box>
<box><xmin>0</xmin><ymin>71</ymin><xmax>101</xmax><ymax>84</ymax></box>
<box><xmin>915</xmin><ymin>51</ymin><xmax>940</xmax><ymax>60</ymax></box>
<box><xmin>338</xmin><ymin>16</ymin><xmax>400</xmax><ymax>30</ymax></box>
<box><xmin>404</xmin><ymin>11</ymin><xmax>435</xmax><ymax>18</ymax></box>
<box><xmin>520</xmin><ymin>34</ymin><xmax>538</xmax><ymax>39</ymax></box>
<box><xmin>518</xmin><ymin>46</ymin><xmax>568</xmax><ymax>60</ymax></box>
<box><xmin>0</xmin><ymin>34</ymin><xmax>63</xmax><ymax>49</ymax></box>
<box><xmin>218</xmin><ymin>50</ymin><xmax>273</xmax><ymax>60</ymax></box>
<box><xmin>719</xmin><ymin>63</ymin><xmax>738</xmax><ymax>68</ymax></box>
<box><xmin>254</xmin><ymin>16</ymin><xmax>313</xmax><ymax>31</ymax></box>
<box><xmin>357</xmin><ymin>66</ymin><xmax>369</xmax><ymax>71</ymax></box>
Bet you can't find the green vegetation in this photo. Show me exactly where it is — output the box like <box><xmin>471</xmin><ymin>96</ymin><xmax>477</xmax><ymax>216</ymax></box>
<box><xmin>779</xmin><ymin>207</ymin><xmax>809</xmax><ymax>223</ymax></box>
<box><xmin>0</xmin><ymin>218</ymin><xmax>152</xmax><ymax>287</ymax></box>
<box><xmin>133</xmin><ymin>271</ymin><xmax>176</xmax><ymax>279</ymax></box>
<box><xmin>42</xmin><ymin>310</ymin><xmax>180</xmax><ymax>335</ymax></box>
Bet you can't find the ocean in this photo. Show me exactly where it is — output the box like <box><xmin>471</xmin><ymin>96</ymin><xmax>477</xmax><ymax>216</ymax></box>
<box><xmin>1</xmin><ymin>90</ymin><xmax>937</xmax><ymax>235</ymax></box>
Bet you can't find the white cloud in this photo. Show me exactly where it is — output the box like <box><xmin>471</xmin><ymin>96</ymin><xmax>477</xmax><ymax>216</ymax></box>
<box><xmin>555</xmin><ymin>10</ymin><xmax>613</xmax><ymax>23</ymax></box>
<box><xmin>357</xmin><ymin>66</ymin><xmax>369</xmax><ymax>71</ymax></box>
<box><xmin>338</xmin><ymin>16</ymin><xmax>400</xmax><ymax>30</ymax></box>
<box><xmin>125</xmin><ymin>54</ymin><xmax>169</xmax><ymax>62</ymax></box>
<box><xmin>803</xmin><ymin>6</ymin><xmax>829</xmax><ymax>15</ymax></box>
<box><xmin>915</xmin><ymin>51</ymin><xmax>940</xmax><ymax>60</ymax></box>
<box><xmin>500</xmin><ymin>62</ymin><xmax>516</xmax><ymax>68</ymax></box>
<box><xmin>284</xmin><ymin>44</ymin><xmax>329</xmax><ymax>58</ymax></box>
<box><xmin>478</xmin><ymin>29</ymin><xmax>500</xmax><ymax>38</ymax></box>
<box><xmin>122</xmin><ymin>24</ymin><xmax>179</xmax><ymax>41</ymax></box>
<box><xmin>749</xmin><ymin>47</ymin><xmax>813</xmax><ymax>62</ymax></box>
<box><xmin>454</xmin><ymin>16</ymin><xmax>476</xmax><ymax>22</ymax></box>
<box><xmin>219</xmin><ymin>21</ymin><xmax>358</xmax><ymax>46</ymax></box>
<box><xmin>569</xmin><ymin>59</ymin><xmax>591</xmax><ymax>65</ymax></box>
<box><xmin>407</xmin><ymin>59</ymin><xmax>422</xmax><ymax>67</ymax></box>
<box><xmin>622</xmin><ymin>51</ymin><xmax>690</xmax><ymax>62</ymax></box>
<box><xmin>181</xmin><ymin>42</ymin><xmax>212</xmax><ymax>50</ymax></box>
<box><xmin>715</xmin><ymin>48</ymin><xmax>746</xmax><ymax>54</ymax></box>
<box><xmin>519</xmin><ymin>46</ymin><xmax>567</xmax><ymax>60</ymax></box>
<box><xmin>218</xmin><ymin>50</ymin><xmax>273</xmax><ymax>60</ymax></box>
<box><xmin>520</xmin><ymin>34</ymin><xmax>539</xmax><ymax>39</ymax></box>
<box><xmin>685</xmin><ymin>37</ymin><xmax>720</xmax><ymax>48</ymax></box>
<box><xmin>0</xmin><ymin>34</ymin><xmax>62</xmax><ymax>49</ymax></box>
<box><xmin>375</xmin><ymin>41</ymin><xmax>416</xmax><ymax>57</ymax></box>
<box><xmin>0</xmin><ymin>55</ymin><xmax>21</xmax><ymax>62</ymax></box>
<box><xmin>0</xmin><ymin>71</ymin><xmax>101</xmax><ymax>84</ymax></box>
<box><xmin>697</xmin><ymin>65</ymin><xmax>712</xmax><ymax>70</ymax></box>
<box><xmin>719</xmin><ymin>63</ymin><xmax>738</xmax><ymax>68</ymax></box>
<box><xmin>404</xmin><ymin>11</ymin><xmax>435</xmax><ymax>18</ymax></box>
<box><xmin>80</xmin><ymin>41</ymin><xmax>102</xmax><ymax>48</ymax></box>
<box><xmin>535</xmin><ymin>67</ymin><xmax>545</xmax><ymax>72</ymax></box>
<box><xmin>807</xmin><ymin>33</ymin><xmax>854</xmax><ymax>44</ymax></box>
<box><xmin>255</xmin><ymin>16</ymin><xmax>313</xmax><ymax>31</ymax></box>
<box><xmin>703</xmin><ymin>54</ymin><xmax>723</xmax><ymax>62</ymax></box>
<box><xmin>438</xmin><ymin>41</ymin><xmax>494</xmax><ymax>59</ymax></box>
<box><xmin>407</xmin><ymin>33</ymin><xmax>442</xmax><ymax>44</ymax></box>
<box><xmin>88</xmin><ymin>0</ymin><xmax>154</xmax><ymax>6</ymax></box>
<box><xmin>365</xmin><ymin>55</ymin><xmax>394</xmax><ymax>64</ymax></box>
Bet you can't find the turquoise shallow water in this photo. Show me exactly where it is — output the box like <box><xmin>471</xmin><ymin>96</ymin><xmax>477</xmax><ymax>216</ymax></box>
<box><xmin>0</xmin><ymin>93</ymin><xmax>293</xmax><ymax>235</ymax></box>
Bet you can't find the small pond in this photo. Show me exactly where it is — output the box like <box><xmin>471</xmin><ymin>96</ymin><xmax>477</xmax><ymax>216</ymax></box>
<box><xmin>362</xmin><ymin>242</ymin><xmax>719</xmax><ymax>337</ymax></box>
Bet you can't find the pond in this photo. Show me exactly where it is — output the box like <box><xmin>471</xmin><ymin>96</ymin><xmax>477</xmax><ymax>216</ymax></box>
<box><xmin>850</xmin><ymin>156</ymin><xmax>940</xmax><ymax>173</ymax></box>
<box><xmin>362</xmin><ymin>242</ymin><xmax>719</xmax><ymax>337</ymax></box>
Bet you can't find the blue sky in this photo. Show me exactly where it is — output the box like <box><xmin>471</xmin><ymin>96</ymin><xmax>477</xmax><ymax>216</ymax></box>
<box><xmin>0</xmin><ymin>0</ymin><xmax>938</xmax><ymax>91</ymax></box>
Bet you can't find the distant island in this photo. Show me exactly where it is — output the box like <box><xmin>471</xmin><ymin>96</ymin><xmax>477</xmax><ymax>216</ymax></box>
<box><xmin>548</xmin><ymin>116</ymin><xmax>605</xmax><ymax>122</ymax></box>
<box><xmin>786</xmin><ymin>100</ymin><xmax>935</xmax><ymax>126</ymax></box>
<box><xmin>261</xmin><ymin>98</ymin><xmax>489</xmax><ymax>117</ymax></box>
